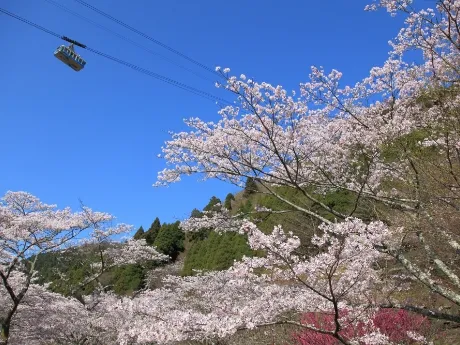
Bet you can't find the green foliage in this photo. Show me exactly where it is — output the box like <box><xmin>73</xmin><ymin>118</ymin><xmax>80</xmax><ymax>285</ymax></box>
<box><xmin>203</xmin><ymin>196</ymin><xmax>222</xmax><ymax>212</ymax></box>
<box><xmin>381</xmin><ymin>129</ymin><xmax>432</xmax><ymax>162</ymax></box>
<box><xmin>34</xmin><ymin>166</ymin><xmax>385</xmax><ymax>298</ymax></box>
<box><xmin>34</xmin><ymin>247</ymin><xmax>102</xmax><ymax>296</ymax></box>
<box><xmin>182</xmin><ymin>231</ymin><xmax>253</xmax><ymax>276</ymax></box>
<box><xmin>224</xmin><ymin>193</ymin><xmax>235</xmax><ymax>210</ymax></box>
<box><xmin>133</xmin><ymin>226</ymin><xmax>145</xmax><ymax>240</ymax></box>
<box><xmin>33</xmin><ymin>251</ymin><xmax>65</xmax><ymax>285</ymax></box>
<box><xmin>231</xmin><ymin>183</ymin><xmax>374</xmax><ymax>254</ymax></box>
<box><xmin>311</xmin><ymin>188</ymin><xmax>374</xmax><ymax>222</ymax></box>
<box><xmin>416</xmin><ymin>84</ymin><xmax>460</xmax><ymax>110</ymax></box>
<box><xmin>190</xmin><ymin>208</ymin><xmax>204</xmax><ymax>218</ymax></box>
<box><xmin>153</xmin><ymin>221</ymin><xmax>185</xmax><ymax>260</ymax></box>
<box><xmin>182</xmin><ymin>193</ymin><xmax>256</xmax><ymax>276</ymax></box>
<box><xmin>238</xmin><ymin>199</ymin><xmax>253</xmax><ymax>215</ymax></box>
<box><xmin>145</xmin><ymin>217</ymin><xmax>161</xmax><ymax>245</ymax></box>
<box><xmin>186</xmin><ymin>228</ymin><xmax>211</xmax><ymax>242</ymax></box>
<box><xmin>243</xmin><ymin>177</ymin><xmax>258</xmax><ymax>197</ymax></box>
<box><xmin>112</xmin><ymin>264</ymin><xmax>145</xmax><ymax>295</ymax></box>
<box><xmin>34</xmin><ymin>244</ymin><xmax>158</xmax><ymax>296</ymax></box>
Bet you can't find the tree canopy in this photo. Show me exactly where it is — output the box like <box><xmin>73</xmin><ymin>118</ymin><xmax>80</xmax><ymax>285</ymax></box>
<box><xmin>153</xmin><ymin>221</ymin><xmax>185</xmax><ymax>260</ymax></box>
<box><xmin>145</xmin><ymin>217</ymin><xmax>161</xmax><ymax>245</ymax></box>
<box><xmin>133</xmin><ymin>226</ymin><xmax>145</xmax><ymax>240</ymax></box>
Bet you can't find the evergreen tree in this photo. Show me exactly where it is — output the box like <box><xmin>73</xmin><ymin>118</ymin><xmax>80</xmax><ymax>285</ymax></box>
<box><xmin>145</xmin><ymin>217</ymin><xmax>161</xmax><ymax>245</ymax></box>
<box><xmin>133</xmin><ymin>226</ymin><xmax>145</xmax><ymax>240</ymax></box>
<box><xmin>182</xmin><ymin>231</ymin><xmax>253</xmax><ymax>276</ymax></box>
<box><xmin>112</xmin><ymin>264</ymin><xmax>145</xmax><ymax>295</ymax></box>
<box><xmin>224</xmin><ymin>193</ymin><xmax>235</xmax><ymax>210</ymax></box>
<box><xmin>203</xmin><ymin>196</ymin><xmax>222</xmax><ymax>212</ymax></box>
<box><xmin>190</xmin><ymin>208</ymin><xmax>204</xmax><ymax>218</ymax></box>
<box><xmin>243</xmin><ymin>177</ymin><xmax>258</xmax><ymax>197</ymax></box>
<box><xmin>153</xmin><ymin>221</ymin><xmax>184</xmax><ymax>260</ymax></box>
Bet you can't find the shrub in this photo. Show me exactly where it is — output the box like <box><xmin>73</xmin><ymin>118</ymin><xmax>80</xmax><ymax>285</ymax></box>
<box><xmin>292</xmin><ymin>309</ymin><xmax>430</xmax><ymax>345</ymax></box>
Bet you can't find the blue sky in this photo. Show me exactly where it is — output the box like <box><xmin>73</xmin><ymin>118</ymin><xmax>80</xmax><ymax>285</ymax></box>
<box><xmin>1</xmin><ymin>0</ymin><xmax>406</xmax><ymax>233</ymax></box>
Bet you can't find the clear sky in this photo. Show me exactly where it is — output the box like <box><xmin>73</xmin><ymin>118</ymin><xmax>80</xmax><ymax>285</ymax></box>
<box><xmin>0</xmin><ymin>0</ymin><xmax>406</xmax><ymax>233</ymax></box>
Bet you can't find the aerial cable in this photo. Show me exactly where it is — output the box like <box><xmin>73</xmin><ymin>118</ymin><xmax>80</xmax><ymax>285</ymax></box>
<box><xmin>0</xmin><ymin>7</ymin><xmax>62</xmax><ymax>39</ymax></box>
<box><xmin>72</xmin><ymin>0</ymin><xmax>223</xmax><ymax>79</ymax></box>
<box><xmin>42</xmin><ymin>0</ymin><xmax>215</xmax><ymax>83</ymax></box>
<box><xmin>85</xmin><ymin>47</ymin><xmax>231</xmax><ymax>104</ymax></box>
<box><xmin>0</xmin><ymin>7</ymin><xmax>232</xmax><ymax>106</ymax></box>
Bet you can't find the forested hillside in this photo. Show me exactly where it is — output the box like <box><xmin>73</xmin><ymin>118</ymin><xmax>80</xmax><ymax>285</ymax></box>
<box><xmin>32</xmin><ymin>185</ymin><xmax>269</xmax><ymax>290</ymax></box>
<box><xmin>35</xmin><ymin>179</ymin><xmax>360</xmax><ymax>289</ymax></box>
<box><xmin>34</xmin><ymin>219</ymin><xmax>184</xmax><ymax>296</ymax></box>
<box><xmin>32</xmin><ymin>115</ymin><xmax>460</xmax><ymax>342</ymax></box>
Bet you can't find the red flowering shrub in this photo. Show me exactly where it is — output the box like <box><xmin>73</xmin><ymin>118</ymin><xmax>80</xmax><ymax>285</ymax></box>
<box><xmin>292</xmin><ymin>309</ymin><xmax>430</xmax><ymax>345</ymax></box>
<box><xmin>373</xmin><ymin>309</ymin><xmax>429</xmax><ymax>343</ymax></box>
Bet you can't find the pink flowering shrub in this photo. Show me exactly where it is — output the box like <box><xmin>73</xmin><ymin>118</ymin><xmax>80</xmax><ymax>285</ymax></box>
<box><xmin>372</xmin><ymin>309</ymin><xmax>429</xmax><ymax>344</ymax></box>
<box><xmin>292</xmin><ymin>309</ymin><xmax>430</xmax><ymax>345</ymax></box>
<box><xmin>292</xmin><ymin>311</ymin><xmax>367</xmax><ymax>345</ymax></box>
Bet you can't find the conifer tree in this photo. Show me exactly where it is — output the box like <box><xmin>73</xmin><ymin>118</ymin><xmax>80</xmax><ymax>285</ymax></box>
<box><xmin>190</xmin><ymin>208</ymin><xmax>204</xmax><ymax>218</ymax></box>
<box><xmin>224</xmin><ymin>193</ymin><xmax>235</xmax><ymax>210</ymax></box>
<box><xmin>153</xmin><ymin>221</ymin><xmax>184</xmax><ymax>260</ymax></box>
<box><xmin>145</xmin><ymin>217</ymin><xmax>161</xmax><ymax>245</ymax></box>
<box><xmin>133</xmin><ymin>226</ymin><xmax>145</xmax><ymax>240</ymax></box>
<box><xmin>203</xmin><ymin>196</ymin><xmax>222</xmax><ymax>212</ymax></box>
<box><xmin>243</xmin><ymin>177</ymin><xmax>258</xmax><ymax>197</ymax></box>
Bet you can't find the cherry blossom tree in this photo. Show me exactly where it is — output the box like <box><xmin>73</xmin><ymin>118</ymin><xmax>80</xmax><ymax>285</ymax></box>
<box><xmin>0</xmin><ymin>191</ymin><xmax>167</xmax><ymax>345</ymax></box>
<box><xmin>152</xmin><ymin>0</ymin><xmax>460</xmax><ymax>343</ymax></box>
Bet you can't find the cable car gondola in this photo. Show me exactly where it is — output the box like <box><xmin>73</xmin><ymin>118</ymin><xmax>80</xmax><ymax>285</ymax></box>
<box><xmin>54</xmin><ymin>43</ymin><xmax>86</xmax><ymax>71</ymax></box>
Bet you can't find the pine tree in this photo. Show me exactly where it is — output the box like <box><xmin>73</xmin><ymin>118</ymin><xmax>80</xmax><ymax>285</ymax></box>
<box><xmin>224</xmin><ymin>193</ymin><xmax>235</xmax><ymax>210</ymax></box>
<box><xmin>145</xmin><ymin>217</ymin><xmax>161</xmax><ymax>245</ymax></box>
<box><xmin>153</xmin><ymin>221</ymin><xmax>184</xmax><ymax>260</ymax></box>
<box><xmin>243</xmin><ymin>177</ymin><xmax>258</xmax><ymax>197</ymax></box>
<box><xmin>133</xmin><ymin>226</ymin><xmax>145</xmax><ymax>240</ymax></box>
<box><xmin>190</xmin><ymin>208</ymin><xmax>204</xmax><ymax>218</ymax></box>
<box><xmin>203</xmin><ymin>196</ymin><xmax>222</xmax><ymax>212</ymax></box>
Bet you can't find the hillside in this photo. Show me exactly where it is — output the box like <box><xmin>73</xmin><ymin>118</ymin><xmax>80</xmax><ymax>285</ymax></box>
<box><xmin>23</xmin><ymin>96</ymin><xmax>460</xmax><ymax>344</ymax></box>
<box><xmin>32</xmin><ymin>83</ymin><xmax>460</xmax><ymax>343</ymax></box>
<box><xmin>32</xmin><ymin>144</ymin><xmax>460</xmax><ymax>343</ymax></box>
<box><xmin>34</xmin><ymin>220</ymin><xmax>184</xmax><ymax>296</ymax></box>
